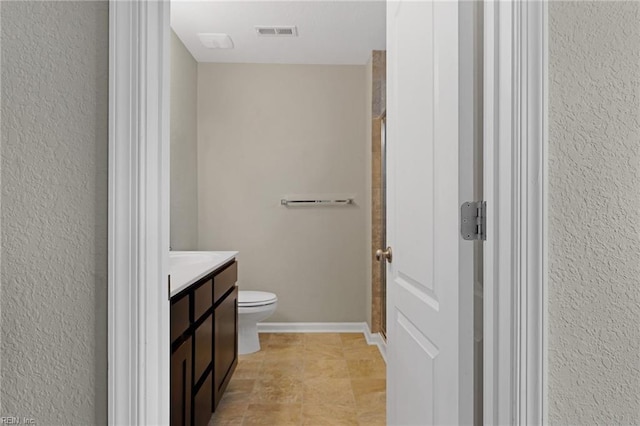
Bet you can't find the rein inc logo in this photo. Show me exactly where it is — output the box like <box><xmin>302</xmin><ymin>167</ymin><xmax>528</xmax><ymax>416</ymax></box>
<box><xmin>0</xmin><ymin>418</ymin><xmax>35</xmax><ymax>425</ymax></box>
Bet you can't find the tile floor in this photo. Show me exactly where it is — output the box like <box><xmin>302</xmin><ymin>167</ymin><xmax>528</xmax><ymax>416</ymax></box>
<box><xmin>209</xmin><ymin>332</ymin><xmax>386</xmax><ymax>425</ymax></box>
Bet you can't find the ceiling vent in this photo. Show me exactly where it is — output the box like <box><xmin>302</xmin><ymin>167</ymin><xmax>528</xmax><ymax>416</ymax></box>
<box><xmin>255</xmin><ymin>26</ymin><xmax>298</xmax><ymax>37</ymax></box>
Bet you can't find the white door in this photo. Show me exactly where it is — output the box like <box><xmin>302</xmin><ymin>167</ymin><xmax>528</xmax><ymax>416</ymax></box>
<box><xmin>385</xmin><ymin>1</ymin><xmax>475</xmax><ymax>424</ymax></box>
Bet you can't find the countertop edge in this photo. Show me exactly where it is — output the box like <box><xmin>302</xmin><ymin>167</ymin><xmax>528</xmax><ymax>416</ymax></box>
<box><xmin>169</xmin><ymin>251</ymin><xmax>238</xmax><ymax>298</ymax></box>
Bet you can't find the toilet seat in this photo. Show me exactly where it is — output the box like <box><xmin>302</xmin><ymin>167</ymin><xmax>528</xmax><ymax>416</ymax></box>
<box><xmin>239</xmin><ymin>291</ymin><xmax>277</xmax><ymax>307</ymax></box>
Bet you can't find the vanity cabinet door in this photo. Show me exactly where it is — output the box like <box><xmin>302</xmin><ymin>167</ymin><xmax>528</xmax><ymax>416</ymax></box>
<box><xmin>194</xmin><ymin>313</ymin><xmax>213</xmax><ymax>383</ymax></box>
<box><xmin>170</xmin><ymin>337</ymin><xmax>192</xmax><ymax>426</ymax></box>
<box><xmin>213</xmin><ymin>286</ymin><xmax>238</xmax><ymax>409</ymax></box>
<box><xmin>193</xmin><ymin>372</ymin><xmax>213</xmax><ymax>426</ymax></box>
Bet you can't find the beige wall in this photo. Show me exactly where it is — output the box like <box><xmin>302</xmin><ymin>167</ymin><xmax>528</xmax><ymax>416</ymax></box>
<box><xmin>197</xmin><ymin>63</ymin><xmax>367</xmax><ymax>322</ymax></box>
<box><xmin>1</xmin><ymin>1</ymin><xmax>108</xmax><ymax>423</ymax></box>
<box><xmin>171</xmin><ymin>31</ymin><xmax>199</xmax><ymax>250</ymax></box>
<box><xmin>549</xmin><ymin>2</ymin><xmax>640</xmax><ymax>423</ymax></box>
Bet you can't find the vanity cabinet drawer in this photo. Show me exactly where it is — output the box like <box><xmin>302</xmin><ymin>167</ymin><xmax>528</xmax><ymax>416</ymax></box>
<box><xmin>170</xmin><ymin>295</ymin><xmax>190</xmax><ymax>343</ymax></box>
<box><xmin>194</xmin><ymin>279</ymin><xmax>212</xmax><ymax>320</ymax></box>
<box><xmin>213</xmin><ymin>261</ymin><xmax>237</xmax><ymax>305</ymax></box>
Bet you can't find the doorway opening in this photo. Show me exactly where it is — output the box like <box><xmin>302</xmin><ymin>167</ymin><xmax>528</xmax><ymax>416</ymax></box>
<box><xmin>168</xmin><ymin>2</ymin><xmax>387</xmax><ymax>424</ymax></box>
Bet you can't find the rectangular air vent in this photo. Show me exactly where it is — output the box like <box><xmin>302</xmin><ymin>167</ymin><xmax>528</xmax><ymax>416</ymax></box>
<box><xmin>255</xmin><ymin>26</ymin><xmax>298</xmax><ymax>37</ymax></box>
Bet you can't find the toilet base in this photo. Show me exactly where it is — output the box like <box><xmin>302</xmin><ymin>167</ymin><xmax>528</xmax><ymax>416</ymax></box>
<box><xmin>237</xmin><ymin>300</ymin><xmax>277</xmax><ymax>355</ymax></box>
<box><xmin>238</xmin><ymin>322</ymin><xmax>261</xmax><ymax>354</ymax></box>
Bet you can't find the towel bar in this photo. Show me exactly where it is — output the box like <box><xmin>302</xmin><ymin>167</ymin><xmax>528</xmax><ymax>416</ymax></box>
<box><xmin>280</xmin><ymin>198</ymin><xmax>354</xmax><ymax>206</ymax></box>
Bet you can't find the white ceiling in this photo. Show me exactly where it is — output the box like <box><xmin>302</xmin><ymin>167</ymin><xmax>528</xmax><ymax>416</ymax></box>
<box><xmin>170</xmin><ymin>1</ymin><xmax>386</xmax><ymax>65</ymax></box>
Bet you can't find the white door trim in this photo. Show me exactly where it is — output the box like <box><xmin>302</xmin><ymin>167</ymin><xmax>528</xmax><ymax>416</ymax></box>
<box><xmin>483</xmin><ymin>1</ymin><xmax>547</xmax><ymax>424</ymax></box>
<box><xmin>106</xmin><ymin>0</ymin><xmax>546</xmax><ymax>423</ymax></box>
<box><xmin>108</xmin><ymin>0</ymin><xmax>171</xmax><ymax>424</ymax></box>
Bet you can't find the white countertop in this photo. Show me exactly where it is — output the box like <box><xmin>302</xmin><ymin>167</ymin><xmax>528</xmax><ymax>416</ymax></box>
<box><xmin>169</xmin><ymin>251</ymin><xmax>238</xmax><ymax>297</ymax></box>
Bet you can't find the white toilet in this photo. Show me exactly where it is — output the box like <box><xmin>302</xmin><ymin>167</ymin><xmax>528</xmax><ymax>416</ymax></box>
<box><xmin>238</xmin><ymin>290</ymin><xmax>278</xmax><ymax>355</ymax></box>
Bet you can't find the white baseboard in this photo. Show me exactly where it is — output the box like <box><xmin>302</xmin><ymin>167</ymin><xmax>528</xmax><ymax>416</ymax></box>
<box><xmin>257</xmin><ymin>321</ymin><xmax>387</xmax><ymax>362</ymax></box>
<box><xmin>364</xmin><ymin>325</ymin><xmax>387</xmax><ymax>363</ymax></box>
<box><xmin>257</xmin><ymin>322</ymin><xmax>366</xmax><ymax>333</ymax></box>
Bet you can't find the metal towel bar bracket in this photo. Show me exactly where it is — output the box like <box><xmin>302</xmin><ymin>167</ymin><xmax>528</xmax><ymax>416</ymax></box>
<box><xmin>280</xmin><ymin>198</ymin><xmax>354</xmax><ymax>206</ymax></box>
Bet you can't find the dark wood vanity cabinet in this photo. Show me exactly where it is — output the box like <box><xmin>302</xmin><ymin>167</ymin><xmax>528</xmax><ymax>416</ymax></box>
<box><xmin>170</xmin><ymin>260</ymin><xmax>238</xmax><ymax>426</ymax></box>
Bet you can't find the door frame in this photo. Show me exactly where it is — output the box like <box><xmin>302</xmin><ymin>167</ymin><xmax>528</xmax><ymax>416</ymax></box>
<box><xmin>483</xmin><ymin>1</ymin><xmax>547</xmax><ymax>424</ymax></box>
<box><xmin>106</xmin><ymin>0</ymin><xmax>547</xmax><ymax>424</ymax></box>
<box><xmin>108</xmin><ymin>0</ymin><xmax>171</xmax><ymax>424</ymax></box>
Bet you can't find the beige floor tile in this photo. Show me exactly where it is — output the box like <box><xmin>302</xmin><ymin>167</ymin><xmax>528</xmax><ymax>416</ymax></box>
<box><xmin>209</xmin><ymin>399</ymin><xmax>247</xmax><ymax>425</ymax></box>
<box><xmin>243</xmin><ymin>403</ymin><xmax>302</xmax><ymax>426</ymax></box>
<box><xmin>340</xmin><ymin>333</ymin><xmax>366</xmax><ymax>341</ymax></box>
<box><xmin>233</xmin><ymin>360</ymin><xmax>264</xmax><ymax>380</ymax></box>
<box><xmin>266</xmin><ymin>333</ymin><xmax>305</xmax><ymax>346</ymax></box>
<box><xmin>239</xmin><ymin>350</ymin><xmax>266</xmax><ymax>362</ymax></box>
<box><xmin>221</xmin><ymin>379</ymin><xmax>256</xmax><ymax>404</ymax></box>
<box><xmin>351</xmin><ymin>379</ymin><xmax>386</xmax><ymax>411</ymax></box>
<box><xmin>343</xmin><ymin>344</ymin><xmax>383</xmax><ymax>360</ymax></box>
<box><xmin>304</xmin><ymin>333</ymin><xmax>343</xmax><ymax>346</ymax></box>
<box><xmin>261</xmin><ymin>359</ymin><xmax>304</xmax><ymax>380</ymax></box>
<box><xmin>304</xmin><ymin>359</ymin><xmax>349</xmax><ymax>380</ymax></box>
<box><xmin>257</xmin><ymin>333</ymin><xmax>271</xmax><ymax>348</ymax></box>
<box><xmin>346</xmin><ymin>358</ymin><xmax>386</xmax><ymax>379</ymax></box>
<box><xmin>212</xmin><ymin>333</ymin><xmax>387</xmax><ymax>425</ymax></box>
<box><xmin>208</xmin><ymin>417</ymin><xmax>243</xmax><ymax>426</ymax></box>
<box><xmin>303</xmin><ymin>343</ymin><xmax>345</xmax><ymax>360</ymax></box>
<box><xmin>340</xmin><ymin>333</ymin><xmax>367</xmax><ymax>347</ymax></box>
<box><xmin>302</xmin><ymin>378</ymin><xmax>356</xmax><ymax>406</ymax></box>
<box><xmin>264</xmin><ymin>343</ymin><xmax>304</xmax><ymax>361</ymax></box>
<box><xmin>301</xmin><ymin>403</ymin><xmax>359</xmax><ymax>425</ymax></box>
<box><xmin>258</xmin><ymin>332</ymin><xmax>272</xmax><ymax>342</ymax></box>
<box><xmin>251</xmin><ymin>377</ymin><xmax>303</xmax><ymax>404</ymax></box>
<box><xmin>357</xmin><ymin>409</ymin><xmax>386</xmax><ymax>426</ymax></box>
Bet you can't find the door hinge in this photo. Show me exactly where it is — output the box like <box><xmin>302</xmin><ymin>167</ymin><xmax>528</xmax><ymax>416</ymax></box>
<box><xmin>461</xmin><ymin>201</ymin><xmax>486</xmax><ymax>241</ymax></box>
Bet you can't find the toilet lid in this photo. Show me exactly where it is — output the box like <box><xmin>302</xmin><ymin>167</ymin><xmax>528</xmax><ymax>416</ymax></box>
<box><xmin>239</xmin><ymin>291</ymin><xmax>277</xmax><ymax>307</ymax></box>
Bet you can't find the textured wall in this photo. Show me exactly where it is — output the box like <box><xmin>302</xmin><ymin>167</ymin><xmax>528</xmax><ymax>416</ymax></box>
<box><xmin>170</xmin><ymin>31</ymin><xmax>199</xmax><ymax>250</ymax></box>
<box><xmin>549</xmin><ymin>2</ymin><xmax>640</xmax><ymax>423</ymax></box>
<box><xmin>197</xmin><ymin>63</ymin><xmax>367</xmax><ymax>322</ymax></box>
<box><xmin>1</xmin><ymin>1</ymin><xmax>108</xmax><ymax>423</ymax></box>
